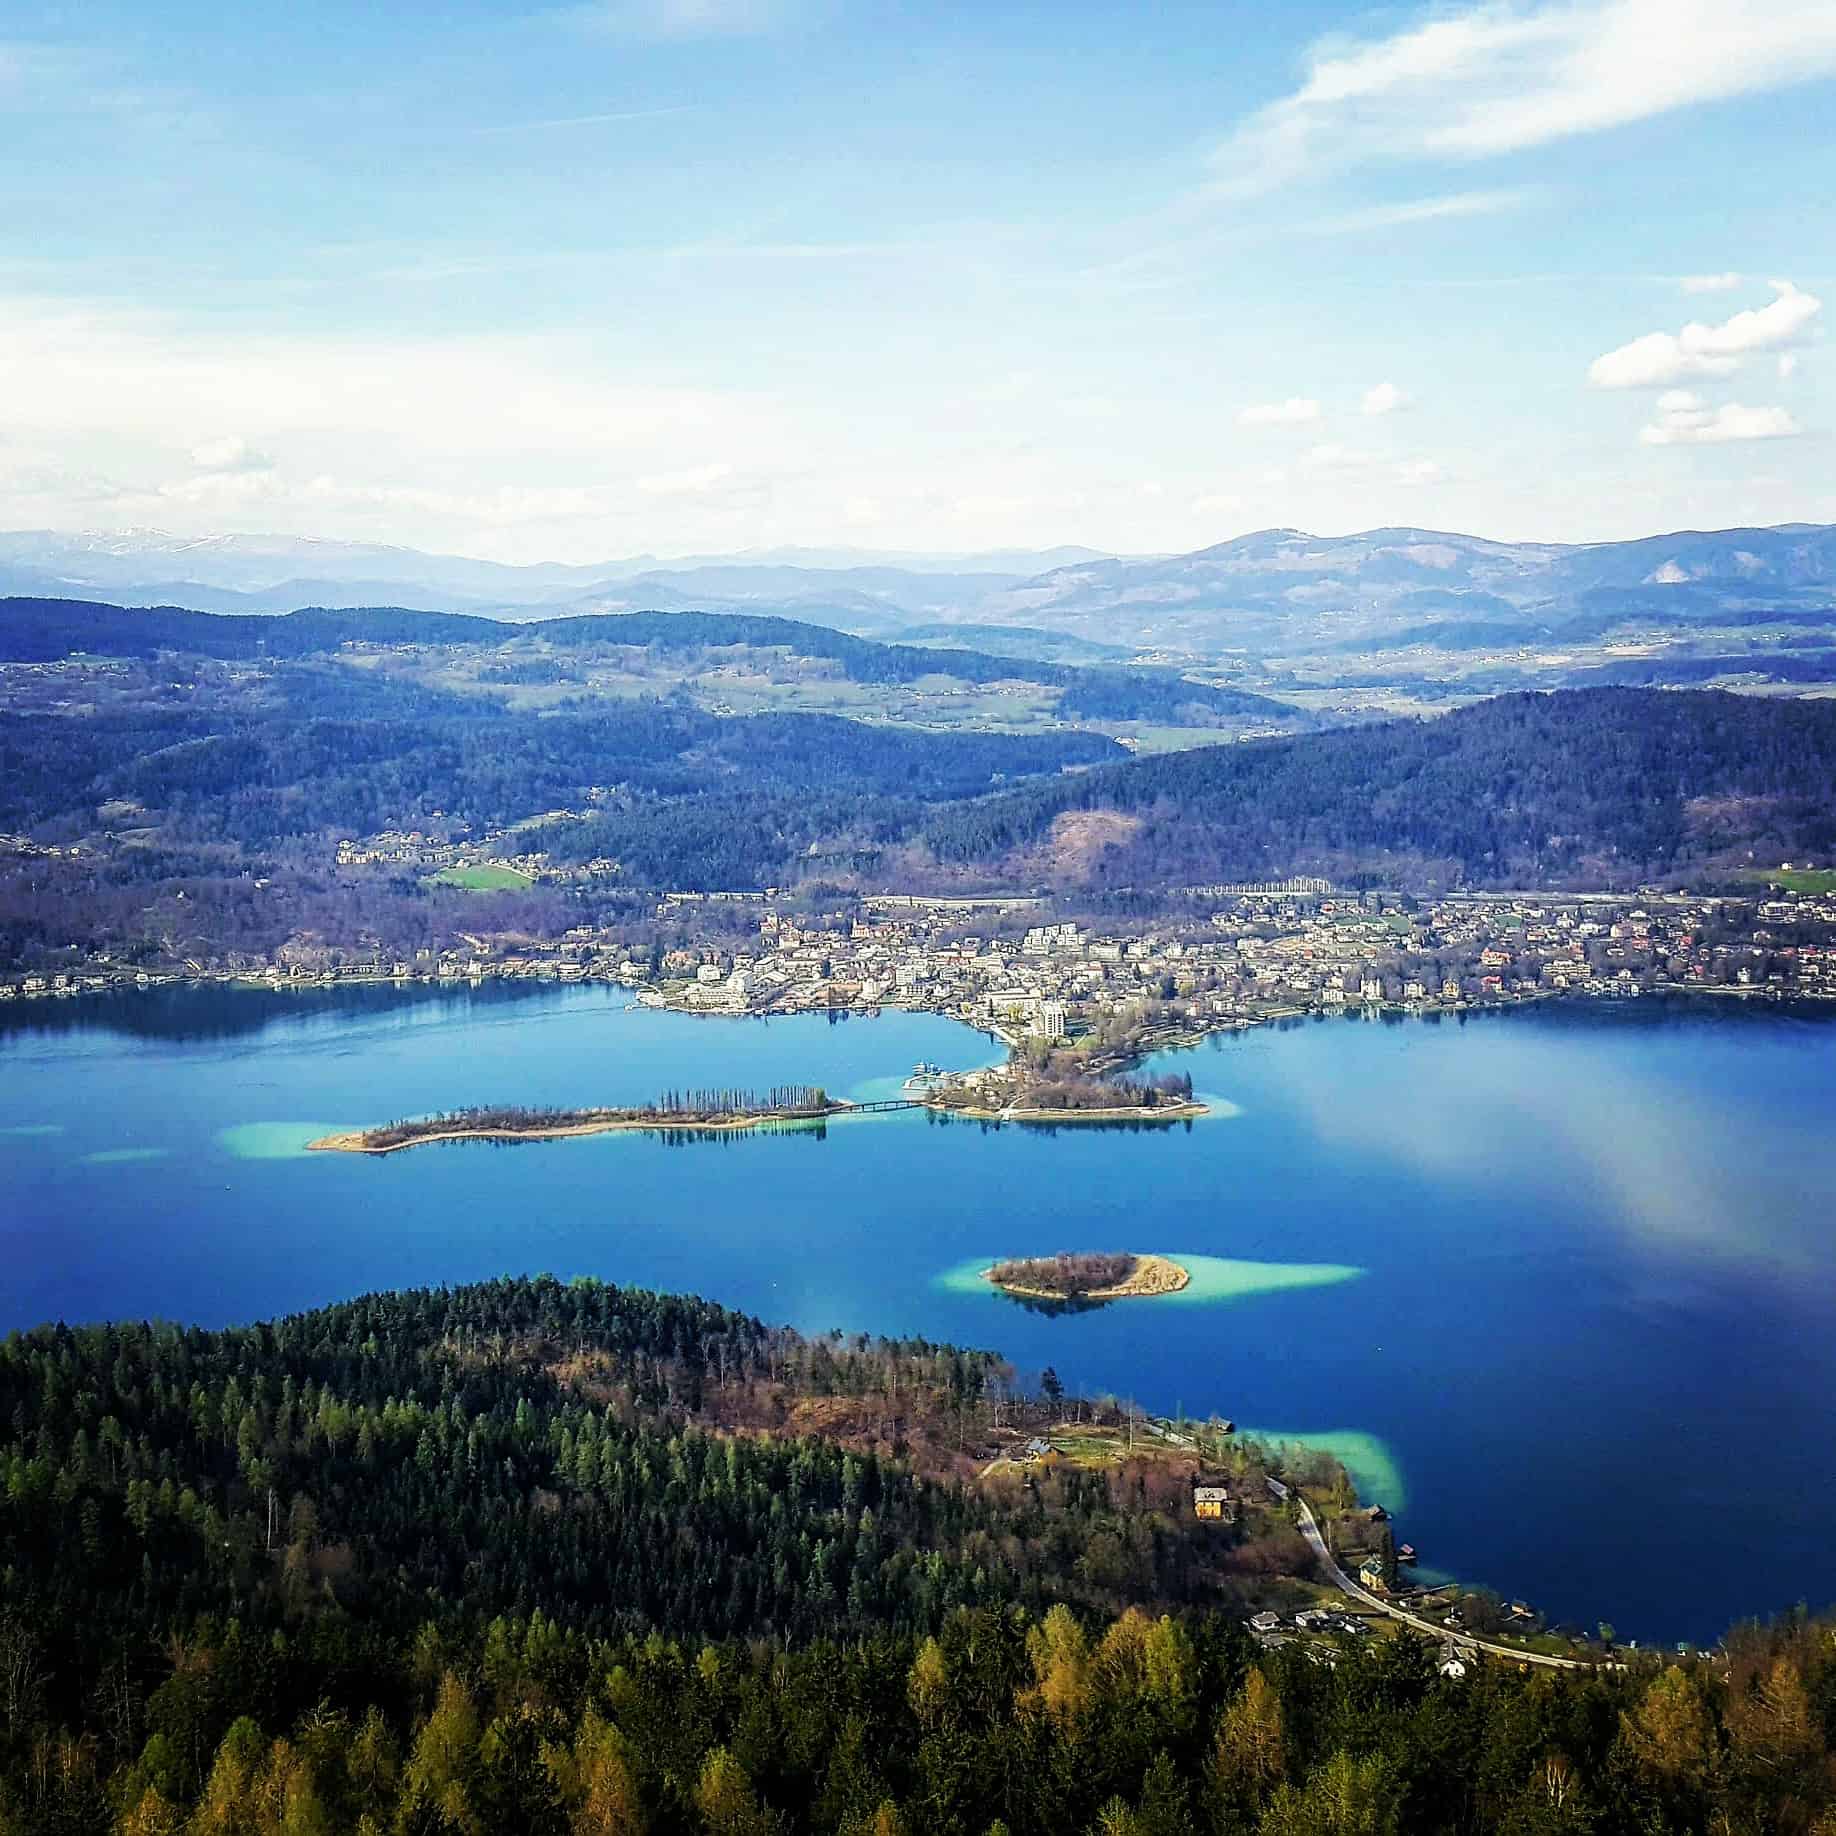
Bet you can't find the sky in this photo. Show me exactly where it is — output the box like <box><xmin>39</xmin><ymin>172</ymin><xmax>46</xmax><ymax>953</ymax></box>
<box><xmin>0</xmin><ymin>0</ymin><xmax>1831</xmax><ymax>562</ymax></box>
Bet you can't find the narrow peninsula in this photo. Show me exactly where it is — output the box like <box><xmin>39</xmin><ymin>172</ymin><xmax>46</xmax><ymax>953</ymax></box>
<box><xmin>309</xmin><ymin>1087</ymin><xmax>838</xmax><ymax>1155</ymax></box>
<box><xmin>983</xmin><ymin>1252</ymin><xmax>1191</xmax><ymax>1302</ymax></box>
<box><xmin>313</xmin><ymin>1068</ymin><xmax>1207</xmax><ymax>1157</ymax></box>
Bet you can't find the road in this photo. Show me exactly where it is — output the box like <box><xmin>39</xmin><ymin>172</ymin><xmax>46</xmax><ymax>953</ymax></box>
<box><xmin>1290</xmin><ymin>1491</ymin><xmax>1598</xmax><ymax>1672</ymax></box>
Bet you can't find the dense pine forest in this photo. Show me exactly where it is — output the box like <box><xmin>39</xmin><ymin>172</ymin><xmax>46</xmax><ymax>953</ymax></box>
<box><xmin>924</xmin><ymin>689</ymin><xmax>1836</xmax><ymax>890</ymax></box>
<box><xmin>2</xmin><ymin>1276</ymin><xmax>1835</xmax><ymax>1833</ymax></box>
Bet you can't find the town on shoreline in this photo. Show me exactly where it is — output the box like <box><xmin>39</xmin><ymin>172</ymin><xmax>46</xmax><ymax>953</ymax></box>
<box><xmin>10</xmin><ymin>879</ymin><xmax>1833</xmax><ymax>1087</ymax></box>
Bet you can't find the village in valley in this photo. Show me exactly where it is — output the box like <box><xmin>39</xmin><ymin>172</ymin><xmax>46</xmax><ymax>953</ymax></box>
<box><xmin>7</xmin><ymin>831</ymin><xmax>1835</xmax><ymax>1046</ymax></box>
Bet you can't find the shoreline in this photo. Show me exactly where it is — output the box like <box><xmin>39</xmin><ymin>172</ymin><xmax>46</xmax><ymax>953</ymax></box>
<box><xmin>940</xmin><ymin>1099</ymin><xmax>1208</xmax><ymax>1124</ymax></box>
<box><xmin>311</xmin><ymin>1093</ymin><xmax>1206</xmax><ymax>1155</ymax></box>
<box><xmin>308</xmin><ymin>1108</ymin><xmax>843</xmax><ymax>1155</ymax></box>
<box><xmin>983</xmin><ymin>1253</ymin><xmax>1192</xmax><ymax>1303</ymax></box>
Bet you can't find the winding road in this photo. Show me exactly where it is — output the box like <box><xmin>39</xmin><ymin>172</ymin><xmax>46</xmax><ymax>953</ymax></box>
<box><xmin>1290</xmin><ymin>1491</ymin><xmax>1598</xmax><ymax>1672</ymax></box>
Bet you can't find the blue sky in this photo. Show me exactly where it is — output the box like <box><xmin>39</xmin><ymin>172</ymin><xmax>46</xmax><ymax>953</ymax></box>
<box><xmin>1</xmin><ymin>0</ymin><xmax>1830</xmax><ymax>559</ymax></box>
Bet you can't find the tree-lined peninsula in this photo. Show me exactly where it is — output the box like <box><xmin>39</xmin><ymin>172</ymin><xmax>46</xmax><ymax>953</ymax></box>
<box><xmin>310</xmin><ymin>1087</ymin><xmax>836</xmax><ymax>1154</ymax></box>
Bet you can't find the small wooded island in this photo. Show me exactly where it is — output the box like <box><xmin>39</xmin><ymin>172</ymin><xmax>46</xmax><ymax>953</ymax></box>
<box><xmin>309</xmin><ymin>1086</ymin><xmax>837</xmax><ymax>1154</ymax></box>
<box><xmin>983</xmin><ymin>1252</ymin><xmax>1191</xmax><ymax>1302</ymax></box>
<box><xmin>928</xmin><ymin>1067</ymin><xmax>1206</xmax><ymax>1122</ymax></box>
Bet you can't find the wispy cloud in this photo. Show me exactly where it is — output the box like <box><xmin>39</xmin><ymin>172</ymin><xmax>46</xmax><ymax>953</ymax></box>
<box><xmin>1639</xmin><ymin>391</ymin><xmax>1800</xmax><ymax>445</ymax></box>
<box><xmin>1307</xmin><ymin>187</ymin><xmax>1540</xmax><ymax>234</ymax></box>
<box><xmin>478</xmin><ymin>105</ymin><xmax>699</xmax><ymax>135</ymax></box>
<box><xmin>0</xmin><ymin>38</ymin><xmax>196</xmax><ymax>119</ymax></box>
<box><xmin>1680</xmin><ymin>271</ymin><xmax>1742</xmax><ymax>294</ymax></box>
<box><xmin>1238</xmin><ymin>397</ymin><xmax>1321</xmax><ymax>428</ymax></box>
<box><xmin>659</xmin><ymin>238</ymin><xmax>919</xmax><ymax>262</ymax></box>
<box><xmin>637</xmin><ymin>460</ymin><xmax>736</xmax><ymax>495</ymax></box>
<box><xmin>188</xmin><ymin>434</ymin><xmax>273</xmax><ymax>473</ymax></box>
<box><xmin>0</xmin><ymin>291</ymin><xmax>791</xmax><ymax>547</ymax></box>
<box><xmin>1210</xmin><ymin>0</ymin><xmax>1836</xmax><ymax>195</ymax></box>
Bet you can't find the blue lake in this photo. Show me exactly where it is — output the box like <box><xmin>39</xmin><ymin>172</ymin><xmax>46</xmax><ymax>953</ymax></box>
<box><xmin>3</xmin><ymin>981</ymin><xmax>1834</xmax><ymax>1646</ymax></box>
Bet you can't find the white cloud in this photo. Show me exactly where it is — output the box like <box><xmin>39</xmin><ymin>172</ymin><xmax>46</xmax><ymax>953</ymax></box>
<box><xmin>1589</xmin><ymin>280</ymin><xmax>1822</xmax><ymax>388</ymax></box>
<box><xmin>1638</xmin><ymin>396</ymin><xmax>1801</xmax><ymax>445</ymax></box>
<box><xmin>1302</xmin><ymin>442</ymin><xmax>1374</xmax><ymax>472</ymax></box>
<box><xmin>1362</xmin><ymin>382</ymin><xmax>1409</xmax><ymax>416</ymax></box>
<box><xmin>1394</xmin><ymin>458</ymin><xmax>1443</xmax><ymax>485</ymax></box>
<box><xmin>1237</xmin><ymin>397</ymin><xmax>1321</xmax><ymax>427</ymax></box>
<box><xmin>0</xmin><ymin>296</ymin><xmax>768</xmax><ymax>460</ymax></box>
<box><xmin>635</xmin><ymin>461</ymin><xmax>736</xmax><ymax>495</ymax></box>
<box><xmin>1190</xmin><ymin>491</ymin><xmax>1243</xmax><ymax>516</ymax></box>
<box><xmin>1588</xmin><ymin>333</ymin><xmax>1740</xmax><ymax>388</ymax></box>
<box><xmin>1210</xmin><ymin>0</ymin><xmax>1836</xmax><ymax>193</ymax></box>
<box><xmin>1684</xmin><ymin>280</ymin><xmax>1822</xmax><ymax>358</ymax></box>
<box><xmin>0</xmin><ymin>293</ymin><xmax>799</xmax><ymax>553</ymax></box>
<box><xmin>950</xmin><ymin>493</ymin><xmax>1034</xmax><ymax>520</ymax></box>
<box><xmin>1779</xmin><ymin>353</ymin><xmax>1799</xmax><ymax>379</ymax></box>
<box><xmin>188</xmin><ymin>434</ymin><xmax>273</xmax><ymax>473</ymax></box>
<box><xmin>157</xmin><ymin>468</ymin><xmax>288</xmax><ymax>507</ymax></box>
<box><xmin>149</xmin><ymin>473</ymin><xmax>614</xmax><ymax>524</ymax></box>
<box><xmin>1681</xmin><ymin>271</ymin><xmax>1742</xmax><ymax>294</ymax></box>
<box><xmin>1307</xmin><ymin>188</ymin><xmax>1538</xmax><ymax>234</ymax></box>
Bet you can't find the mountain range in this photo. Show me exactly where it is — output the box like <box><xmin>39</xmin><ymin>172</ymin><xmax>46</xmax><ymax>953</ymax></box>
<box><xmin>981</xmin><ymin>523</ymin><xmax>1836</xmax><ymax>652</ymax></box>
<box><xmin>1</xmin><ymin>522</ymin><xmax>1830</xmax><ymax>655</ymax></box>
<box><xmin>0</xmin><ymin>529</ymin><xmax>1102</xmax><ymax>627</ymax></box>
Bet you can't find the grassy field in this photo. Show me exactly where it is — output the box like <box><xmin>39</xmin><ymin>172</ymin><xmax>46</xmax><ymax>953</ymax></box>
<box><xmin>1757</xmin><ymin>868</ymin><xmax>1836</xmax><ymax>895</ymax></box>
<box><xmin>426</xmin><ymin>863</ymin><xmax>535</xmax><ymax>891</ymax></box>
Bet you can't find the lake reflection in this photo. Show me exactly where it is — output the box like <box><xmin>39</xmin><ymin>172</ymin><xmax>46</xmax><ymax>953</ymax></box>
<box><xmin>3</xmin><ymin>982</ymin><xmax>1834</xmax><ymax>1645</ymax></box>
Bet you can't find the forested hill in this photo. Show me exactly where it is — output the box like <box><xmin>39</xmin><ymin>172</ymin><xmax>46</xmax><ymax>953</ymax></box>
<box><xmin>4</xmin><ymin>1276</ymin><xmax>1835</xmax><ymax>1834</ymax></box>
<box><xmin>923</xmin><ymin>688</ymin><xmax>1836</xmax><ymax>890</ymax></box>
<box><xmin>0</xmin><ymin>596</ymin><xmax>1300</xmax><ymax>726</ymax></box>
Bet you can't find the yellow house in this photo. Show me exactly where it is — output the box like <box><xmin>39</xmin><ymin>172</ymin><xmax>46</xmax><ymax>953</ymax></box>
<box><xmin>1193</xmin><ymin>1485</ymin><xmax>1234</xmax><ymax>1522</ymax></box>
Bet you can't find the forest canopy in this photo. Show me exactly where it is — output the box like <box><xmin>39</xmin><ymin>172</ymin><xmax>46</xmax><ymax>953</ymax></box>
<box><xmin>2</xmin><ymin>1275</ymin><xmax>1834</xmax><ymax>1834</ymax></box>
<box><xmin>922</xmin><ymin>688</ymin><xmax>1836</xmax><ymax>890</ymax></box>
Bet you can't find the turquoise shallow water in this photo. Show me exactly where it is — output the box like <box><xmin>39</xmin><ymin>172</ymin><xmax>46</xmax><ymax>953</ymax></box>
<box><xmin>936</xmin><ymin>1253</ymin><xmax>1364</xmax><ymax>1305</ymax></box>
<box><xmin>3</xmin><ymin>980</ymin><xmax>1835</xmax><ymax>1645</ymax></box>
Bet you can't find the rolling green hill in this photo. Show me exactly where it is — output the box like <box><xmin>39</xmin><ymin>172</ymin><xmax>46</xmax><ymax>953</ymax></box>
<box><xmin>0</xmin><ymin>598</ymin><xmax>1306</xmax><ymax>732</ymax></box>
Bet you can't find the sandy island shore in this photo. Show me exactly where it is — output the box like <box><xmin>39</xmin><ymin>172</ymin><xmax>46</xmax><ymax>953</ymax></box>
<box><xmin>982</xmin><ymin>1253</ymin><xmax>1192</xmax><ymax>1303</ymax></box>
<box><xmin>308</xmin><ymin>1110</ymin><xmax>838</xmax><ymax>1155</ymax></box>
<box><xmin>310</xmin><ymin>1096</ymin><xmax>1207</xmax><ymax>1155</ymax></box>
<box><xmin>943</xmin><ymin>1101</ymin><xmax>1209</xmax><ymax>1124</ymax></box>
